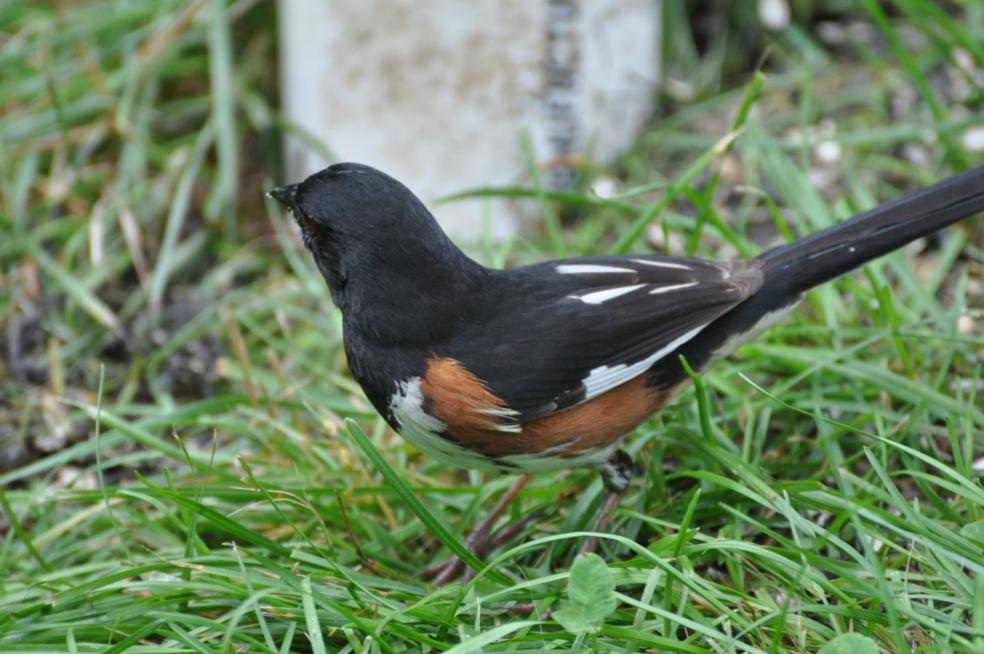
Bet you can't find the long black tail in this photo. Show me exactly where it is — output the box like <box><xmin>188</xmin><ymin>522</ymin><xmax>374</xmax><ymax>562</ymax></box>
<box><xmin>758</xmin><ymin>165</ymin><xmax>984</xmax><ymax>299</ymax></box>
<box><xmin>654</xmin><ymin>165</ymin><xmax>984</xmax><ymax>388</ymax></box>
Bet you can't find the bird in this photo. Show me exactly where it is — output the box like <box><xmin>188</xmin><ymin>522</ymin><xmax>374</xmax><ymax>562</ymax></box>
<box><xmin>269</xmin><ymin>162</ymin><xmax>984</xmax><ymax>584</ymax></box>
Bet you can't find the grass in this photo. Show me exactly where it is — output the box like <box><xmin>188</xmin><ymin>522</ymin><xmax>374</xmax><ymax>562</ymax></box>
<box><xmin>1</xmin><ymin>1</ymin><xmax>983</xmax><ymax>652</ymax></box>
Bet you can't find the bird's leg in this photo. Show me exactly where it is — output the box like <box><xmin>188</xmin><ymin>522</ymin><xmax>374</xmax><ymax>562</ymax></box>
<box><xmin>420</xmin><ymin>474</ymin><xmax>530</xmax><ymax>585</ymax></box>
<box><xmin>579</xmin><ymin>449</ymin><xmax>640</xmax><ymax>555</ymax></box>
<box><xmin>447</xmin><ymin>507</ymin><xmax>547</xmax><ymax>585</ymax></box>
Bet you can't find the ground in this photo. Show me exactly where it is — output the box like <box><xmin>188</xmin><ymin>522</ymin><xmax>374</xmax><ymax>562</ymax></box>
<box><xmin>1</xmin><ymin>2</ymin><xmax>982</xmax><ymax>652</ymax></box>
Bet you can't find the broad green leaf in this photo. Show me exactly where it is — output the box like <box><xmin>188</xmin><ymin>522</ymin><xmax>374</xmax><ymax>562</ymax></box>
<box><xmin>552</xmin><ymin>608</ymin><xmax>596</xmax><ymax>635</ymax></box>
<box><xmin>819</xmin><ymin>633</ymin><xmax>879</xmax><ymax>654</ymax></box>
<box><xmin>554</xmin><ymin>553</ymin><xmax>617</xmax><ymax>634</ymax></box>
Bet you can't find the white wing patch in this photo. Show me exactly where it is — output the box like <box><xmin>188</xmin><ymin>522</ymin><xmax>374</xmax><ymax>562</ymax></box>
<box><xmin>581</xmin><ymin>324</ymin><xmax>706</xmax><ymax>398</ymax></box>
<box><xmin>570</xmin><ymin>279</ymin><xmax>700</xmax><ymax>304</ymax></box>
<box><xmin>572</xmin><ymin>284</ymin><xmax>647</xmax><ymax>305</ymax></box>
<box><xmin>649</xmin><ymin>281</ymin><xmax>698</xmax><ymax>295</ymax></box>
<box><xmin>631</xmin><ymin>258</ymin><xmax>691</xmax><ymax>271</ymax></box>
<box><xmin>557</xmin><ymin>264</ymin><xmax>636</xmax><ymax>274</ymax></box>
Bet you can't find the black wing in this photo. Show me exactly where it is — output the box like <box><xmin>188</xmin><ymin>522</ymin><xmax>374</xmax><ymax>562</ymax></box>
<box><xmin>444</xmin><ymin>254</ymin><xmax>763</xmax><ymax>424</ymax></box>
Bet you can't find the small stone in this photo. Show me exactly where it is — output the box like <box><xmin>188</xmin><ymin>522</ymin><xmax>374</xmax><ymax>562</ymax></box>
<box><xmin>590</xmin><ymin>176</ymin><xmax>618</xmax><ymax>199</ymax></box>
<box><xmin>719</xmin><ymin>154</ymin><xmax>743</xmax><ymax>184</ymax></box>
<box><xmin>952</xmin><ymin>47</ymin><xmax>975</xmax><ymax>76</ymax></box>
<box><xmin>815</xmin><ymin>140</ymin><xmax>842</xmax><ymax>165</ymax></box>
<box><xmin>960</xmin><ymin>126</ymin><xmax>984</xmax><ymax>152</ymax></box>
<box><xmin>54</xmin><ymin>466</ymin><xmax>98</xmax><ymax>491</ymax></box>
<box><xmin>717</xmin><ymin>243</ymin><xmax>739</xmax><ymax>260</ymax></box>
<box><xmin>807</xmin><ymin>167</ymin><xmax>839</xmax><ymax>191</ymax></box>
<box><xmin>902</xmin><ymin>144</ymin><xmax>930</xmax><ymax>167</ymax></box>
<box><xmin>953</xmin><ymin>378</ymin><xmax>984</xmax><ymax>393</ymax></box>
<box><xmin>758</xmin><ymin>0</ymin><xmax>790</xmax><ymax>31</ymax></box>
<box><xmin>665</xmin><ymin>78</ymin><xmax>695</xmax><ymax>102</ymax></box>
<box><xmin>816</xmin><ymin>22</ymin><xmax>847</xmax><ymax>46</ymax></box>
<box><xmin>645</xmin><ymin>224</ymin><xmax>685</xmax><ymax>255</ymax></box>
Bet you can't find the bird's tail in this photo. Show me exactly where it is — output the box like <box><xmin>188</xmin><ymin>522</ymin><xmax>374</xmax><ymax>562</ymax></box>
<box><xmin>654</xmin><ymin>166</ymin><xmax>984</xmax><ymax>387</ymax></box>
<box><xmin>757</xmin><ymin>165</ymin><xmax>984</xmax><ymax>299</ymax></box>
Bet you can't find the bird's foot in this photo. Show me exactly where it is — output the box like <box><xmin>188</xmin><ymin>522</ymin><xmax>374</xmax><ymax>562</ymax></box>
<box><xmin>420</xmin><ymin>509</ymin><xmax>541</xmax><ymax>585</ymax></box>
<box><xmin>579</xmin><ymin>449</ymin><xmax>640</xmax><ymax>554</ymax></box>
<box><xmin>578</xmin><ymin>491</ymin><xmax>624</xmax><ymax>555</ymax></box>
<box><xmin>419</xmin><ymin>474</ymin><xmax>531</xmax><ymax>586</ymax></box>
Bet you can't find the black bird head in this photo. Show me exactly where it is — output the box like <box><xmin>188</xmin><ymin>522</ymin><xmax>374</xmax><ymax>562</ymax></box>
<box><xmin>269</xmin><ymin>162</ymin><xmax>489</xmax><ymax>342</ymax></box>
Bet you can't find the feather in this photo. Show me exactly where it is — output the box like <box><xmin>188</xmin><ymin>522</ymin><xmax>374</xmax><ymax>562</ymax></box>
<box><xmin>439</xmin><ymin>255</ymin><xmax>764</xmax><ymax>423</ymax></box>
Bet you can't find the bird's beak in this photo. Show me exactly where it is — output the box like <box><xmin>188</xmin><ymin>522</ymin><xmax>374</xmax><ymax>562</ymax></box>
<box><xmin>267</xmin><ymin>184</ymin><xmax>299</xmax><ymax>211</ymax></box>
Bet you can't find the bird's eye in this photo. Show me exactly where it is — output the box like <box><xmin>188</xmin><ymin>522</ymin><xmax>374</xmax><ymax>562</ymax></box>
<box><xmin>296</xmin><ymin>211</ymin><xmax>314</xmax><ymax>230</ymax></box>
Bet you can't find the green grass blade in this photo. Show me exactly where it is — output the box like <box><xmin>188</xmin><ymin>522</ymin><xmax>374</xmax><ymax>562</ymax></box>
<box><xmin>342</xmin><ymin>419</ymin><xmax>508</xmax><ymax>584</ymax></box>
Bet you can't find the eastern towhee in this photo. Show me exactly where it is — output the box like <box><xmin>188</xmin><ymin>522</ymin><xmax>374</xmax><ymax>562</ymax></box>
<box><xmin>270</xmin><ymin>163</ymin><xmax>984</xmax><ymax>582</ymax></box>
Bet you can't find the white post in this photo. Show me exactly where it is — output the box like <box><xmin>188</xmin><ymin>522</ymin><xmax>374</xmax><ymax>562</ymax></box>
<box><xmin>278</xmin><ymin>0</ymin><xmax>662</xmax><ymax>240</ymax></box>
